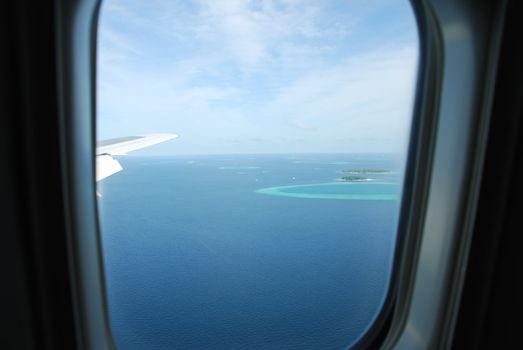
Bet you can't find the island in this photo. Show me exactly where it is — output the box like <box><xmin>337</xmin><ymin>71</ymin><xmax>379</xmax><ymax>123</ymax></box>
<box><xmin>338</xmin><ymin>176</ymin><xmax>372</xmax><ymax>182</ymax></box>
<box><xmin>341</xmin><ymin>169</ymin><xmax>391</xmax><ymax>174</ymax></box>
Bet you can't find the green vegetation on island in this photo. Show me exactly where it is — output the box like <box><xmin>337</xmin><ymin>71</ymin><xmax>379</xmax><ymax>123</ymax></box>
<box><xmin>339</xmin><ymin>176</ymin><xmax>370</xmax><ymax>182</ymax></box>
<box><xmin>341</xmin><ymin>169</ymin><xmax>390</xmax><ymax>174</ymax></box>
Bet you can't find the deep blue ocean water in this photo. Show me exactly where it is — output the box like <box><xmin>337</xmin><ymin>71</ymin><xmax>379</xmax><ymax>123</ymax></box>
<box><xmin>97</xmin><ymin>154</ymin><xmax>403</xmax><ymax>350</ymax></box>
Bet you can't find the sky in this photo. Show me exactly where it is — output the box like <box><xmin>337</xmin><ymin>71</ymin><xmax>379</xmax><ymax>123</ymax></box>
<box><xmin>97</xmin><ymin>0</ymin><xmax>419</xmax><ymax>155</ymax></box>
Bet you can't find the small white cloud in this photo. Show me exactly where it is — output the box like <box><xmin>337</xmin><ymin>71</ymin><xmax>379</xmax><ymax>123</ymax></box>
<box><xmin>288</xmin><ymin>118</ymin><xmax>317</xmax><ymax>131</ymax></box>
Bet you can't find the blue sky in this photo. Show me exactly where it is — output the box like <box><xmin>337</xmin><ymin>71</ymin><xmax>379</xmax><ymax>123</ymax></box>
<box><xmin>97</xmin><ymin>0</ymin><xmax>418</xmax><ymax>155</ymax></box>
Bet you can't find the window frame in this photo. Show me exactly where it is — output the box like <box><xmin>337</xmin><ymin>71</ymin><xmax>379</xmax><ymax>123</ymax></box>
<box><xmin>56</xmin><ymin>0</ymin><xmax>115</xmax><ymax>348</ymax></box>
<box><xmin>382</xmin><ymin>0</ymin><xmax>507</xmax><ymax>348</ymax></box>
<box><xmin>55</xmin><ymin>0</ymin><xmax>507</xmax><ymax>349</ymax></box>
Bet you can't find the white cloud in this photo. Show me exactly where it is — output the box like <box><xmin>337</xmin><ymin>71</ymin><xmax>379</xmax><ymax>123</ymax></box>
<box><xmin>288</xmin><ymin>118</ymin><xmax>317</xmax><ymax>131</ymax></box>
<box><xmin>192</xmin><ymin>0</ymin><xmax>351</xmax><ymax>69</ymax></box>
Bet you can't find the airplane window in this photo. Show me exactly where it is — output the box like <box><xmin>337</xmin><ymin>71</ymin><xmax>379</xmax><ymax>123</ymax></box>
<box><xmin>96</xmin><ymin>0</ymin><xmax>418</xmax><ymax>348</ymax></box>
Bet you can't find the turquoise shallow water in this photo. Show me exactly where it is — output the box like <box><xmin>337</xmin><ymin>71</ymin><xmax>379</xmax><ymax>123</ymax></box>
<box><xmin>256</xmin><ymin>182</ymin><xmax>400</xmax><ymax>200</ymax></box>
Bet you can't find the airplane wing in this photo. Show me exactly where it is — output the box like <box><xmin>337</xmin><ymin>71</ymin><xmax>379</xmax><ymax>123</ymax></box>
<box><xmin>96</xmin><ymin>134</ymin><xmax>178</xmax><ymax>182</ymax></box>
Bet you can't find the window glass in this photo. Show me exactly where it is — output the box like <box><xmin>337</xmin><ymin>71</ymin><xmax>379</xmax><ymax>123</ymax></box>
<box><xmin>96</xmin><ymin>0</ymin><xmax>418</xmax><ymax>348</ymax></box>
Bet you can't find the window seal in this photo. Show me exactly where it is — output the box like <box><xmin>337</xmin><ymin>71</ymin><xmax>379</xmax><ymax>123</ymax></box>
<box><xmin>382</xmin><ymin>0</ymin><xmax>507</xmax><ymax>348</ymax></box>
<box><xmin>56</xmin><ymin>0</ymin><xmax>116</xmax><ymax>348</ymax></box>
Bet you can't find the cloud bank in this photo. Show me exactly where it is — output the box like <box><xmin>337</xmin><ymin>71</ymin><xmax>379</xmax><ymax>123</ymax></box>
<box><xmin>97</xmin><ymin>0</ymin><xmax>419</xmax><ymax>155</ymax></box>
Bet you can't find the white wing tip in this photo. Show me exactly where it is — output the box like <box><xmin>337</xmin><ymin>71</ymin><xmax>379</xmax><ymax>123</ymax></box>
<box><xmin>140</xmin><ymin>133</ymin><xmax>179</xmax><ymax>140</ymax></box>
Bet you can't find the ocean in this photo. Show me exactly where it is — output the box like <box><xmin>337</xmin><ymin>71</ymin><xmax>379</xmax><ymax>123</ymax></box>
<box><xmin>97</xmin><ymin>154</ymin><xmax>403</xmax><ymax>350</ymax></box>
